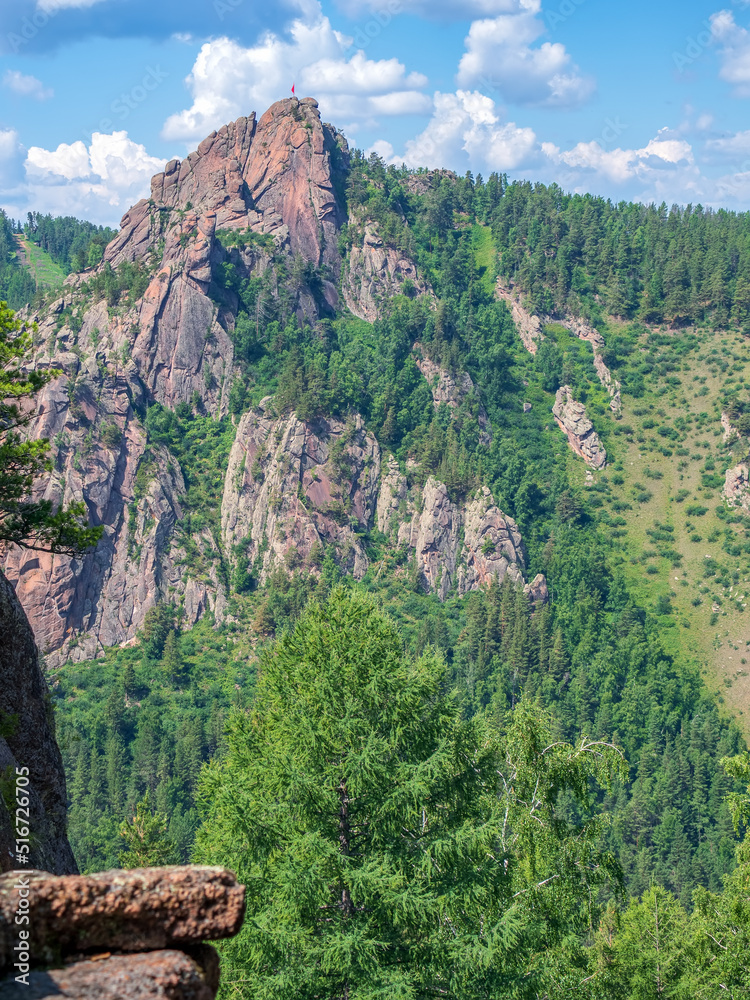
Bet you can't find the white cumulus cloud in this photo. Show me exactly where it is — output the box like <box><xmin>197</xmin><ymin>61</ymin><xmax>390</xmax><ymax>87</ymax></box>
<box><xmin>2</xmin><ymin>70</ymin><xmax>53</xmax><ymax>100</ymax></box>
<box><xmin>710</xmin><ymin>10</ymin><xmax>750</xmax><ymax>96</ymax></box>
<box><xmin>544</xmin><ymin>129</ymin><xmax>694</xmax><ymax>185</ymax></box>
<box><xmin>26</xmin><ymin>140</ymin><xmax>91</xmax><ymax>180</ymax></box>
<box><xmin>21</xmin><ymin>132</ymin><xmax>165</xmax><ymax>225</ymax></box>
<box><xmin>705</xmin><ymin>129</ymin><xmax>750</xmax><ymax>162</ymax></box>
<box><xmin>162</xmin><ymin>14</ymin><xmax>428</xmax><ymax>145</ymax></box>
<box><xmin>375</xmin><ymin>90</ymin><xmax>539</xmax><ymax>172</ymax></box>
<box><xmin>457</xmin><ymin>3</ymin><xmax>594</xmax><ymax>107</ymax></box>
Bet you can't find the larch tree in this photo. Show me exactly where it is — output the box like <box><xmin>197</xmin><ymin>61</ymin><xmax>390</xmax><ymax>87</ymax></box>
<box><xmin>195</xmin><ymin>587</ymin><xmax>625</xmax><ymax>1000</ymax></box>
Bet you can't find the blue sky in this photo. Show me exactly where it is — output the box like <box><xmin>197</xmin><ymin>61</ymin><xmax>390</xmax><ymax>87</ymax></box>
<box><xmin>2</xmin><ymin>0</ymin><xmax>750</xmax><ymax>225</ymax></box>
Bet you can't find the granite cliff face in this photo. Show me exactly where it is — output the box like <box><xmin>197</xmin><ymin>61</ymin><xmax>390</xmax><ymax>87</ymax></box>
<box><xmin>5</xmin><ymin>98</ymin><xmax>544</xmax><ymax>661</ymax></box>
<box><xmin>0</xmin><ymin>571</ymin><xmax>76</xmax><ymax>875</ymax></box>
<box><xmin>3</xmin><ymin>98</ymin><xmax>348</xmax><ymax>663</ymax></box>
<box><xmin>222</xmin><ymin>409</ymin><xmax>530</xmax><ymax>602</ymax></box>
<box><xmin>374</xmin><ymin>458</ymin><xmax>526</xmax><ymax>600</ymax></box>
<box><xmin>222</xmin><ymin>403</ymin><xmax>380</xmax><ymax>584</ymax></box>
<box><xmin>342</xmin><ymin>219</ymin><xmax>430</xmax><ymax>321</ymax></box>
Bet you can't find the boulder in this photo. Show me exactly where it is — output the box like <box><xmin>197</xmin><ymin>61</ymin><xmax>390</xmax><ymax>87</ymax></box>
<box><xmin>0</xmin><ymin>948</ymin><xmax>219</xmax><ymax>1000</ymax></box>
<box><xmin>0</xmin><ymin>866</ymin><xmax>245</xmax><ymax>970</ymax></box>
<box><xmin>552</xmin><ymin>386</ymin><xmax>607</xmax><ymax>470</ymax></box>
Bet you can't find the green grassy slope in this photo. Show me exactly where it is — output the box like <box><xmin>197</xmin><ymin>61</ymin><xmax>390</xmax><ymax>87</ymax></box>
<box><xmin>533</xmin><ymin>317</ymin><xmax>750</xmax><ymax>734</ymax></box>
<box><xmin>16</xmin><ymin>235</ymin><xmax>66</xmax><ymax>290</ymax></box>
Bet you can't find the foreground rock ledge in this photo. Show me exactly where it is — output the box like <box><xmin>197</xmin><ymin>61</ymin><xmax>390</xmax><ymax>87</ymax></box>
<box><xmin>0</xmin><ymin>947</ymin><xmax>219</xmax><ymax>1000</ymax></box>
<box><xmin>0</xmin><ymin>866</ymin><xmax>245</xmax><ymax>970</ymax></box>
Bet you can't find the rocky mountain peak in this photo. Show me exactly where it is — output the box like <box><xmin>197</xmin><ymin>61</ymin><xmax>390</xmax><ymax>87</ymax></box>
<box><xmin>106</xmin><ymin>97</ymin><xmax>348</xmax><ymax>275</ymax></box>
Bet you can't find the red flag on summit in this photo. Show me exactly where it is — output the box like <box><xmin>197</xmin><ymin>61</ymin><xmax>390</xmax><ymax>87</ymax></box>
<box><xmin>291</xmin><ymin>83</ymin><xmax>295</xmax><ymax>95</ymax></box>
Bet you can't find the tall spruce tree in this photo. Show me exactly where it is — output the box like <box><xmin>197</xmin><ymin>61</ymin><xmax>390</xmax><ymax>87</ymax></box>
<box><xmin>195</xmin><ymin>587</ymin><xmax>624</xmax><ymax>1000</ymax></box>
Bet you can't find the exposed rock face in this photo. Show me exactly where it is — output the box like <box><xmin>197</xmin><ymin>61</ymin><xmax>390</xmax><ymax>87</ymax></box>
<box><xmin>0</xmin><ymin>866</ymin><xmax>245</xmax><ymax>999</ymax></box>
<box><xmin>459</xmin><ymin>487</ymin><xmax>526</xmax><ymax>595</ymax></box>
<box><xmin>413</xmin><ymin>346</ymin><xmax>491</xmax><ymax>445</ymax></box>
<box><xmin>496</xmin><ymin>281</ymin><xmax>621</xmax><ymax>412</ymax></box>
<box><xmin>724</xmin><ymin>463</ymin><xmax>750</xmax><ymax>511</ymax></box>
<box><xmin>0</xmin><ymin>571</ymin><xmax>76</xmax><ymax>875</ymax></box>
<box><xmin>411</xmin><ymin>479</ymin><xmax>462</xmax><ymax>599</ymax></box>
<box><xmin>523</xmin><ymin>573</ymin><xmax>550</xmax><ymax>608</ymax></box>
<box><xmin>556</xmin><ymin>316</ymin><xmax>621</xmax><ymax>413</ymax></box>
<box><xmin>5</xmin><ymin>98</ymin><xmax>346</xmax><ymax>663</ymax></box>
<box><xmin>0</xmin><ymin>866</ymin><xmax>245</xmax><ymax>966</ymax></box>
<box><xmin>381</xmin><ymin>470</ymin><xmax>527</xmax><ymax>600</ymax></box>
<box><xmin>376</xmin><ymin>456</ymin><xmax>409</xmax><ymax>537</ymax></box>
<box><xmin>221</xmin><ymin>406</ymin><xmax>530</xmax><ymax>601</ymax></box>
<box><xmin>343</xmin><ymin>220</ymin><xmax>429</xmax><ymax>321</ymax></box>
<box><xmin>722</xmin><ymin>412</ymin><xmax>741</xmax><ymax>443</ymax></box>
<box><xmin>593</xmin><ymin>354</ymin><xmax>622</xmax><ymax>413</ymax></box>
<box><xmin>552</xmin><ymin>386</ymin><xmax>607</xmax><ymax>470</ymax></box>
<box><xmin>222</xmin><ymin>402</ymin><xmax>381</xmax><ymax>583</ymax></box>
<box><xmin>107</xmin><ymin>97</ymin><xmax>348</xmax><ymax>279</ymax></box>
<box><xmin>2</xmin><ymin>358</ymin><xmax>224</xmax><ymax>664</ymax></box>
<box><xmin>5</xmin><ymin>99</ymin><xmax>543</xmax><ymax>660</ymax></box>
<box><xmin>2</xmin><ymin>948</ymin><xmax>219</xmax><ymax>1000</ymax></box>
<box><xmin>496</xmin><ymin>280</ymin><xmax>544</xmax><ymax>354</ymax></box>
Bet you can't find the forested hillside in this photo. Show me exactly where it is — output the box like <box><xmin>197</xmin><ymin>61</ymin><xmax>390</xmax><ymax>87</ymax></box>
<box><xmin>23</xmin><ymin>211</ymin><xmax>117</xmax><ymax>273</ymax></box>
<box><xmin>0</xmin><ymin>210</ymin><xmax>34</xmax><ymax>308</ymax></box>
<box><xmin>6</xmin><ymin>99</ymin><xmax>749</xmax><ymax>998</ymax></box>
<box><xmin>0</xmin><ymin>209</ymin><xmax>117</xmax><ymax>311</ymax></box>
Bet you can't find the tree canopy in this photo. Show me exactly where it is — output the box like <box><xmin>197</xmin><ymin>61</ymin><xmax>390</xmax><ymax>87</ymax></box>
<box><xmin>195</xmin><ymin>587</ymin><xmax>625</xmax><ymax>1000</ymax></box>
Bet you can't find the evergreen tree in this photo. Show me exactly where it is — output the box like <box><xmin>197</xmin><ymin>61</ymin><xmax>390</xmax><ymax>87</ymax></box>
<box><xmin>119</xmin><ymin>791</ymin><xmax>175</xmax><ymax>868</ymax></box>
<box><xmin>195</xmin><ymin>588</ymin><xmax>624</xmax><ymax>999</ymax></box>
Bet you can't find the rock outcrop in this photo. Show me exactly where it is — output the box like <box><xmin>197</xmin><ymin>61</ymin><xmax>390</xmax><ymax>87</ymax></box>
<box><xmin>523</xmin><ymin>573</ymin><xmax>549</xmax><ymax>608</ymax></box>
<box><xmin>2</xmin><ymin>948</ymin><xmax>219</xmax><ymax>999</ymax></box>
<box><xmin>222</xmin><ymin>408</ymin><xmax>530</xmax><ymax>602</ymax></box>
<box><xmin>222</xmin><ymin>403</ymin><xmax>381</xmax><ymax>584</ymax></box>
<box><xmin>496</xmin><ymin>280</ymin><xmax>544</xmax><ymax>354</ymax></box>
<box><xmin>107</xmin><ymin>97</ymin><xmax>348</xmax><ymax>283</ymax></box>
<box><xmin>556</xmin><ymin>316</ymin><xmax>621</xmax><ymax>413</ymax></box>
<box><xmin>4</xmin><ymin>98</ymin><xmax>545</xmax><ymax>661</ymax></box>
<box><xmin>413</xmin><ymin>346</ymin><xmax>491</xmax><ymax>445</ymax></box>
<box><xmin>343</xmin><ymin>220</ymin><xmax>429</xmax><ymax>321</ymax></box>
<box><xmin>552</xmin><ymin>386</ymin><xmax>607</xmax><ymax>470</ymax></box>
<box><xmin>0</xmin><ymin>866</ymin><xmax>245</xmax><ymax>999</ymax></box>
<box><xmin>0</xmin><ymin>571</ymin><xmax>76</xmax><ymax>875</ymax></box>
<box><xmin>0</xmin><ymin>866</ymin><xmax>245</xmax><ymax>965</ymax></box>
<box><xmin>722</xmin><ymin>412</ymin><xmax>742</xmax><ymax>444</ymax></box>
<box><xmin>379</xmin><ymin>469</ymin><xmax>526</xmax><ymax>600</ymax></box>
<box><xmin>4</xmin><ymin>98</ymin><xmax>347</xmax><ymax>663</ymax></box>
<box><xmin>1</xmin><ymin>354</ymin><xmax>224</xmax><ymax>664</ymax></box>
<box><xmin>496</xmin><ymin>280</ymin><xmax>621</xmax><ymax>412</ymax></box>
<box><xmin>724</xmin><ymin>463</ymin><xmax>750</xmax><ymax>511</ymax></box>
